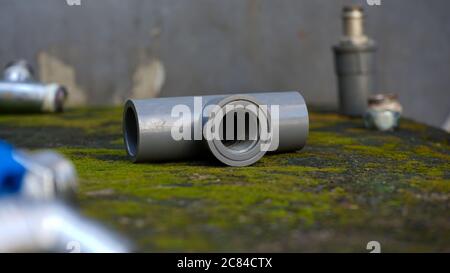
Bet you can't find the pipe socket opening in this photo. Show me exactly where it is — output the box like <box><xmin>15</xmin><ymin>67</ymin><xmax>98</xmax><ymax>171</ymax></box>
<box><xmin>206</xmin><ymin>96</ymin><xmax>268</xmax><ymax>167</ymax></box>
<box><xmin>124</xmin><ymin>106</ymin><xmax>138</xmax><ymax>159</ymax></box>
<box><xmin>220</xmin><ymin>110</ymin><xmax>258</xmax><ymax>153</ymax></box>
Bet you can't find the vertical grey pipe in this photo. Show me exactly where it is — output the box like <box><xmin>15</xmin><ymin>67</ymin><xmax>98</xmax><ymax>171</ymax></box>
<box><xmin>333</xmin><ymin>6</ymin><xmax>376</xmax><ymax>116</ymax></box>
<box><xmin>123</xmin><ymin>91</ymin><xmax>309</xmax><ymax>166</ymax></box>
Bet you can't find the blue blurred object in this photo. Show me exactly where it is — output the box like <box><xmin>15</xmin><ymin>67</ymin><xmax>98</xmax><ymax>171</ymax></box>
<box><xmin>0</xmin><ymin>140</ymin><xmax>25</xmax><ymax>197</ymax></box>
<box><xmin>0</xmin><ymin>141</ymin><xmax>77</xmax><ymax>200</ymax></box>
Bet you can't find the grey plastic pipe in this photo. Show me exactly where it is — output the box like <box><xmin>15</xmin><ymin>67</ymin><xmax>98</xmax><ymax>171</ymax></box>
<box><xmin>333</xmin><ymin>6</ymin><xmax>376</xmax><ymax>116</ymax></box>
<box><xmin>123</xmin><ymin>91</ymin><xmax>309</xmax><ymax>167</ymax></box>
<box><xmin>0</xmin><ymin>199</ymin><xmax>129</xmax><ymax>253</ymax></box>
<box><xmin>0</xmin><ymin>60</ymin><xmax>67</xmax><ymax>113</ymax></box>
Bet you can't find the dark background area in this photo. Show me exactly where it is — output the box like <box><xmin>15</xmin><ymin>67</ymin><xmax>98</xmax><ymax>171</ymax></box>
<box><xmin>0</xmin><ymin>0</ymin><xmax>449</xmax><ymax>129</ymax></box>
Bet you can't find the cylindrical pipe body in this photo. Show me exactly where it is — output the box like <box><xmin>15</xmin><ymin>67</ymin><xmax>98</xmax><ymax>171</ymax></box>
<box><xmin>334</xmin><ymin>45</ymin><xmax>376</xmax><ymax>116</ymax></box>
<box><xmin>334</xmin><ymin>6</ymin><xmax>376</xmax><ymax>117</ymax></box>
<box><xmin>123</xmin><ymin>91</ymin><xmax>308</xmax><ymax>166</ymax></box>
<box><xmin>0</xmin><ymin>60</ymin><xmax>67</xmax><ymax>113</ymax></box>
<box><xmin>0</xmin><ymin>82</ymin><xmax>67</xmax><ymax>113</ymax></box>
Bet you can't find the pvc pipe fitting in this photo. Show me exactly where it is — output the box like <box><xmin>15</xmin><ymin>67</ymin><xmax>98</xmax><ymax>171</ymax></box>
<box><xmin>0</xmin><ymin>140</ymin><xmax>77</xmax><ymax>201</ymax></box>
<box><xmin>123</xmin><ymin>91</ymin><xmax>309</xmax><ymax>167</ymax></box>
<box><xmin>3</xmin><ymin>60</ymin><xmax>35</xmax><ymax>82</ymax></box>
<box><xmin>364</xmin><ymin>93</ymin><xmax>403</xmax><ymax>131</ymax></box>
<box><xmin>0</xmin><ymin>199</ymin><xmax>129</xmax><ymax>253</ymax></box>
<box><xmin>0</xmin><ymin>60</ymin><xmax>68</xmax><ymax>113</ymax></box>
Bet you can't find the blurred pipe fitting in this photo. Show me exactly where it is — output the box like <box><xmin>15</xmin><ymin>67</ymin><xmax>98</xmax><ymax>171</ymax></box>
<box><xmin>0</xmin><ymin>141</ymin><xmax>77</xmax><ymax>201</ymax></box>
<box><xmin>0</xmin><ymin>141</ymin><xmax>130</xmax><ymax>253</ymax></box>
<box><xmin>0</xmin><ymin>199</ymin><xmax>130</xmax><ymax>253</ymax></box>
<box><xmin>3</xmin><ymin>60</ymin><xmax>35</xmax><ymax>82</ymax></box>
<box><xmin>0</xmin><ymin>60</ymin><xmax>68</xmax><ymax>113</ymax></box>
<box><xmin>364</xmin><ymin>94</ymin><xmax>403</xmax><ymax>131</ymax></box>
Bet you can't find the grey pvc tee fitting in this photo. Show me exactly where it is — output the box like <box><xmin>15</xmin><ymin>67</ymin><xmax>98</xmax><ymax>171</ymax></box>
<box><xmin>0</xmin><ymin>60</ymin><xmax>67</xmax><ymax>113</ymax></box>
<box><xmin>333</xmin><ymin>6</ymin><xmax>376</xmax><ymax>116</ymax></box>
<box><xmin>123</xmin><ymin>91</ymin><xmax>309</xmax><ymax>167</ymax></box>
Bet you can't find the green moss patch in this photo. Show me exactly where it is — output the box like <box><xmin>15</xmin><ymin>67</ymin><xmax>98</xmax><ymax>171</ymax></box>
<box><xmin>0</xmin><ymin>107</ymin><xmax>448</xmax><ymax>252</ymax></box>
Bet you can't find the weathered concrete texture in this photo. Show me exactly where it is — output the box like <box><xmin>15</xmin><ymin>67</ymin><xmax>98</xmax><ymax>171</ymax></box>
<box><xmin>0</xmin><ymin>108</ymin><xmax>448</xmax><ymax>252</ymax></box>
<box><xmin>0</xmin><ymin>0</ymin><xmax>449</xmax><ymax>129</ymax></box>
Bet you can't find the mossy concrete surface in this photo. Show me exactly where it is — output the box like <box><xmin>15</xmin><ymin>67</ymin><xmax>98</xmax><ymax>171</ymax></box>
<box><xmin>0</xmin><ymin>107</ymin><xmax>448</xmax><ymax>252</ymax></box>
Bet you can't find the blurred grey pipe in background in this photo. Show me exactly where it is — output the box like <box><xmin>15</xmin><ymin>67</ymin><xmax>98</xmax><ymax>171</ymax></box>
<box><xmin>0</xmin><ymin>60</ymin><xmax>67</xmax><ymax>113</ymax></box>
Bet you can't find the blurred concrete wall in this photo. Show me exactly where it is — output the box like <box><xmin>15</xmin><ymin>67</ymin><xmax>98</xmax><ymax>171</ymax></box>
<box><xmin>0</xmin><ymin>0</ymin><xmax>449</xmax><ymax>129</ymax></box>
